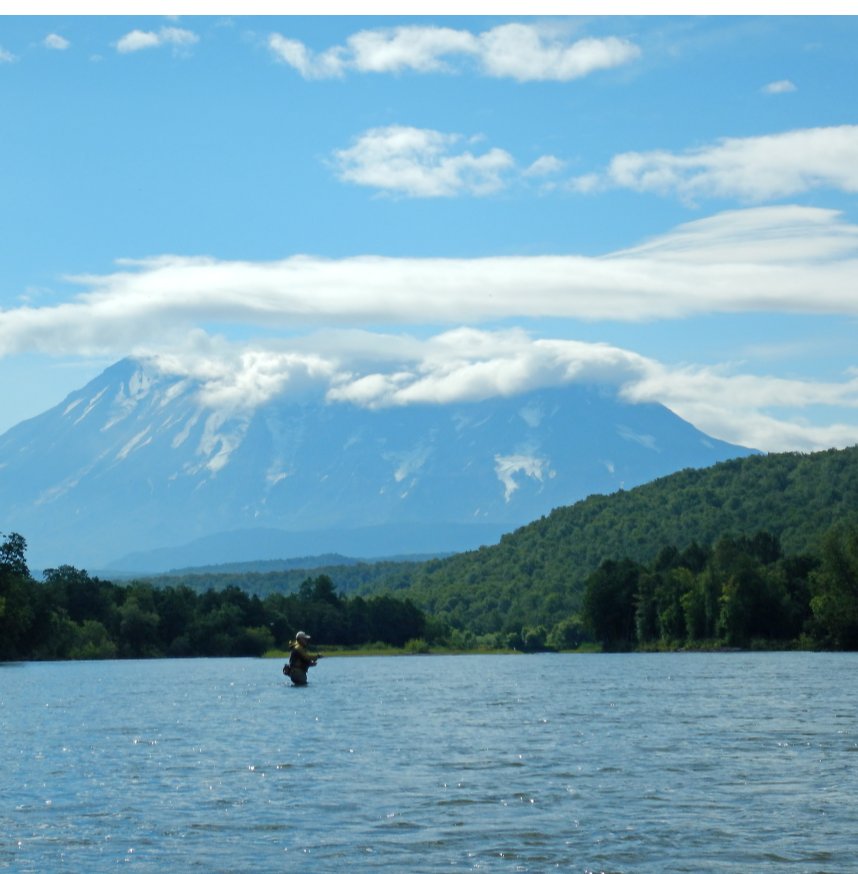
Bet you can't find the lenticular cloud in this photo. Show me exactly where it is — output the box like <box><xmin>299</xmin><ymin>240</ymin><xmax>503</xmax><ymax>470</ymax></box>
<box><xmin>1</xmin><ymin>206</ymin><xmax>857</xmax><ymax>361</ymax></box>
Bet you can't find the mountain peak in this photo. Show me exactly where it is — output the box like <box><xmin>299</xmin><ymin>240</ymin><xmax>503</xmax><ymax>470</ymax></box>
<box><xmin>0</xmin><ymin>359</ymin><xmax>756</xmax><ymax>570</ymax></box>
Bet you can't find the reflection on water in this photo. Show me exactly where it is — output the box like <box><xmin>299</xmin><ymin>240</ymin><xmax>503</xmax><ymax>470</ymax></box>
<box><xmin>2</xmin><ymin>653</ymin><xmax>856</xmax><ymax>872</ymax></box>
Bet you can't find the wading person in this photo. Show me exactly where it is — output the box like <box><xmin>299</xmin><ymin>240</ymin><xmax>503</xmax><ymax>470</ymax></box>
<box><xmin>283</xmin><ymin>631</ymin><xmax>319</xmax><ymax>686</ymax></box>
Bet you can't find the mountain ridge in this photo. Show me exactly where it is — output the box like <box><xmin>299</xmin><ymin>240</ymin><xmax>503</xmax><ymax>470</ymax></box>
<box><xmin>0</xmin><ymin>356</ymin><xmax>756</xmax><ymax>570</ymax></box>
<box><xmin>103</xmin><ymin>523</ymin><xmax>500</xmax><ymax>575</ymax></box>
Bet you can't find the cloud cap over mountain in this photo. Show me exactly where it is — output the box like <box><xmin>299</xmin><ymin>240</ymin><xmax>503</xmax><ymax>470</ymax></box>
<box><xmin>1</xmin><ymin>16</ymin><xmax>857</xmax><ymax>455</ymax></box>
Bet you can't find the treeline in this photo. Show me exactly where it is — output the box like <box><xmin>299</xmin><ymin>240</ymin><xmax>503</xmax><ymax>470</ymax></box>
<box><xmin>0</xmin><ymin>533</ymin><xmax>428</xmax><ymax>661</ymax></box>
<box><xmin>582</xmin><ymin>525</ymin><xmax>858</xmax><ymax>651</ymax></box>
<box><xmin>3</xmin><ymin>523</ymin><xmax>858</xmax><ymax>659</ymax></box>
<box><xmin>153</xmin><ymin>558</ymin><xmax>422</xmax><ymax>599</ymax></box>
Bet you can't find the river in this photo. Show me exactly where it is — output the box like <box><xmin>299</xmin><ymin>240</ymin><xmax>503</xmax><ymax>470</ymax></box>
<box><xmin>2</xmin><ymin>652</ymin><xmax>856</xmax><ymax>872</ymax></box>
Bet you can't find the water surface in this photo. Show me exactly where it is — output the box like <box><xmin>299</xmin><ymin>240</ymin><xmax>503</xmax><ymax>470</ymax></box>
<box><xmin>2</xmin><ymin>652</ymin><xmax>855</xmax><ymax>871</ymax></box>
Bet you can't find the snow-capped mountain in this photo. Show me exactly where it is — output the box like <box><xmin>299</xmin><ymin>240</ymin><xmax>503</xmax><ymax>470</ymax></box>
<box><xmin>0</xmin><ymin>358</ymin><xmax>756</xmax><ymax>571</ymax></box>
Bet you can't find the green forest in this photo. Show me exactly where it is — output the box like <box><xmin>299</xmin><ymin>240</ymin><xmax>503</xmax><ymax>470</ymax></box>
<box><xmin>0</xmin><ymin>536</ymin><xmax>427</xmax><ymax>661</ymax></box>
<box><xmin>3</xmin><ymin>444</ymin><xmax>858</xmax><ymax>659</ymax></box>
<box><xmin>394</xmin><ymin>445</ymin><xmax>858</xmax><ymax>633</ymax></box>
<box><xmin>582</xmin><ymin>526</ymin><xmax>857</xmax><ymax>651</ymax></box>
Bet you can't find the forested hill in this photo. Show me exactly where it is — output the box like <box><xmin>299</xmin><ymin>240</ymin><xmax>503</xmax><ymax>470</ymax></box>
<box><xmin>148</xmin><ymin>445</ymin><xmax>858</xmax><ymax>638</ymax></box>
<box><xmin>397</xmin><ymin>445</ymin><xmax>858</xmax><ymax>632</ymax></box>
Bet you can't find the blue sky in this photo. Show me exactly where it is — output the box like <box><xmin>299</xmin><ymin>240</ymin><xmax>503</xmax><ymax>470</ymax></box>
<box><xmin>1</xmin><ymin>12</ymin><xmax>857</xmax><ymax>451</ymax></box>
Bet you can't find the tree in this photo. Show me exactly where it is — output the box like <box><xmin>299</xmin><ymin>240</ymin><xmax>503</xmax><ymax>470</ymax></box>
<box><xmin>811</xmin><ymin>523</ymin><xmax>858</xmax><ymax>649</ymax></box>
<box><xmin>747</xmin><ymin>531</ymin><xmax>782</xmax><ymax>565</ymax></box>
<box><xmin>234</xmin><ymin>625</ymin><xmax>275</xmax><ymax>657</ymax></box>
<box><xmin>548</xmin><ymin>615</ymin><xmax>587</xmax><ymax>650</ymax></box>
<box><xmin>299</xmin><ymin>575</ymin><xmax>340</xmax><ymax>606</ymax></box>
<box><xmin>0</xmin><ymin>532</ymin><xmax>35</xmax><ymax>660</ymax></box>
<box><xmin>365</xmin><ymin>595</ymin><xmax>425</xmax><ymax>647</ymax></box>
<box><xmin>634</xmin><ymin>572</ymin><xmax>660</xmax><ymax>644</ymax></box>
<box><xmin>69</xmin><ymin>620</ymin><xmax>118</xmax><ymax>660</ymax></box>
<box><xmin>682</xmin><ymin>567</ymin><xmax>719</xmax><ymax>642</ymax></box>
<box><xmin>0</xmin><ymin>532</ymin><xmax>29</xmax><ymax>578</ymax></box>
<box><xmin>774</xmin><ymin>554</ymin><xmax>817</xmax><ymax>639</ymax></box>
<box><xmin>118</xmin><ymin>594</ymin><xmax>162</xmax><ymax>657</ymax></box>
<box><xmin>583</xmin><ymin>559</ymin><xmax>641</xmax><ymax>650</ymax></box>
<box><xmin>156</xmin><ymin>585</ymin><xmax>198</xmax><ymax>652</ymax></box>
<box><xmin>521</xmin><ymin>624</ymin><xmax>549</xmax><ymax>652</ymax></box>
<box><xmin>43</xmin><ymin>565</ymin><xmax>118</xmax><ymax>631</ymax></box>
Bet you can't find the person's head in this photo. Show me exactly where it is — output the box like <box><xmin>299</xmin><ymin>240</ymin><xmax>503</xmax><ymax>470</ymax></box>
<box><xmin>296</xmin><ymin>631</ymin><xmax>311</xmax><ymax>644</ymax></box>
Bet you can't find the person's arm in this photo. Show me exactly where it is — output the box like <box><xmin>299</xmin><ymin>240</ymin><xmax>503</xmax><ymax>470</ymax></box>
<box><xmin>295</xmin><ymin>644</ymin><xmax>319</xmax><ymax>667</ymax></box>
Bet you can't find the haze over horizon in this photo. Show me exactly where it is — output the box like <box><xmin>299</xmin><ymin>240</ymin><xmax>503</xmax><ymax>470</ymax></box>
<box><xmin>2</xmin><ymin>12</ymin><xmax>858</xmax><ymax>452</ymax></box>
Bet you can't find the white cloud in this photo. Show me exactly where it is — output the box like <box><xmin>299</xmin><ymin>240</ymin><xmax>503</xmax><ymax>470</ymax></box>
<box><xmin>268</xmin><ymin>26</ymin><xmax>474</xmax><ymax>79</ymax></box>
<box><xmin>477</xmin><ymin>24</ymin><xmax>640</xmax><ymax>82</ymax></box>
<box><xmin>2</xmin><ymin>207</ymin><xmax>858</xmax><ymax>363</ymax></box>
<box><xmin>325</xmin><ymin>328</ymin><xmax>651</xmax><ymax>409</ymax></box>
<box><xmin>138</xmin><ymin>327</ymin><xmax>858</xmax><ymax>454</ymax></box>
<box><xmin>325</xmin><ymin>329</ymin><xmax>858</xmax><ymax>453</ymax></box>
<box><xmin>347</xmin><ymin>25</ymin><xmax>477</xmax><ymax>74</ymax></box>
<box><xmin>523</xmin><ymin>155</ymin><xmax>565</xmax><ymax>177</ymax></box>
<box><xmin>622</xmin><ymin>361</ymin><xmax>858</xmax><ymax>453</ymax></box>
<box><xmin>116</xmin><ymin>26</ymin><xmax>198</xmax><ymax>54</ymax></box>
<box><xmin>267</xmin><ymin>33</ymin><xmax>344</xmax><ymax>79</ymax></box>
<box><xmin>3</xmin><ymin>206</ymin><xmax>858</xmax><ymax>452</ymax></box>
<box><xmin>117</xmin><ymin>30</ymin><xmax>161</xmax><ymax>53</ymax></box>
<box><xmin>161</xmin><ymin>26</ymin><xmax>198</xmax><ymax>47</ymax></box>
<box><xmin>0</xmin><ymin>46</ymin><xmax>17</xmax><ymax>63</ymax></box>
<box><xmin>567</xmin><ymin>172</ymin><xmax>602</xmax><ymax>194</ymax></box>
<box><xmin>269</xmin><ymin>22</ymin><xmax>640</xmax><ymax>82</ymax></box>
<box><xmin>153</xmin><ymin>343</ymin><xmax>338</xmax><ymax>414</ymax></box>
<box><xmin>615</xmin><ymin>204</ymin><xmax>858</xmax><ymax>266</ymax></box>
<box><xmin>332</xmin><ymin>126</ymin><xmax>516</xmax><ymax>197</ymax></box>
<box><xmin>762</xmin><ymin>79</ymin><xmax>796</xmax><ymax>94</ymax></box>
<box><xmin>44</xmin><ymin>33</ymin><xmax>70</xmax><ymax>51</ymax></box>
<box><xmin>592</xmin><ymin>125</ymin><xmax>858</xmax><ymax>202</ymax></box>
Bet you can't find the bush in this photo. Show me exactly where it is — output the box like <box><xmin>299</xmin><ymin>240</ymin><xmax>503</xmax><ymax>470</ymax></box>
<box><xmin>404</xmin><ymin>638</ymin><xmax>430</xmax><ymax>654</ymax></box>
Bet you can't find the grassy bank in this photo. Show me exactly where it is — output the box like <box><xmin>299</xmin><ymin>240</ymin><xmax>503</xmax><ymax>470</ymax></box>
<box><xmin>266</xmin><ymin>643</ymin><xmax>518</xmax><ymax>658</ymax></box>
<box><xmin>265</xmin><ymin>642</ymin><xmax>606</xmax><ymax>658</ymax></box>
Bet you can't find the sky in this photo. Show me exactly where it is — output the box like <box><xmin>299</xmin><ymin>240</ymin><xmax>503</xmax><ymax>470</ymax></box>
<box><xmin>1</xmin><ymin>10</ymin><xmax>858</xmax><ymax>452</ymax></box>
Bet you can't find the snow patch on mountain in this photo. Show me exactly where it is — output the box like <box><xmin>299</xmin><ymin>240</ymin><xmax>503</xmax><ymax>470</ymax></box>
<box><xmin>117</xmin><ymin>427</ymin><xmax>153</xmax><ymax>460</ymax></box>
<box><xmin>267</xmin><ymin>469</ymin><xmax>289</xmax><ymax>486</ymax></box>
<box><xmin>160</xmin><ymin>378</ymin><xmax>193</xmax><ymax>407</ymax></box>
<box><xmin>194</xmin><ymin>413</ymin><xmax>249</xmax><ymax>474</ymax></box>
<box><xmin>494</xmin><ymin>453</ymin><xmax>554</xmax><ymax>502</ymax></box>
<box><xmin>451</xmin><ymin>410</ymin><xmax>494</xmax><ymax>433</ymax></box>
<box><xmin>391</xmin><ymin>443</ymin><xmax>433</xmax><ymax>483</ymax></box>
<box><xmin>171</xmin><ymin>409</ymin><xmax>202</xmax><ymax>449</ymax></box>
<box><xmin>71</xmin><ymin>387</ymin><xmax>107</xmax><ymax>425</ymax></box>
<box><xmin>518</xmin><ymin>401</ymin><xmax>545</xmax><ymax>428</ymax></box>
<box><xmin>617</xmin><ymin>424</ymin><xmax>660</xmax><ymax>451</ymax></box>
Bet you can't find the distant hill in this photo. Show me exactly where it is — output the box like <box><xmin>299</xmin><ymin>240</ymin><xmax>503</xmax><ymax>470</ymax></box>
<box><xmin>165</xmin><ymin>552</ymin><xmax>361</xmax><ymax>576</ymax></box>
<box><xmin>103</xmin><ymin>523</ymin><xmax>499</xmax><ymax>575</ymax></box>
<box><xmin>147</xmin><ymin>557</ymin><xmax>426</xmax><ymax>600</ymax></box>
<box><xmin>0</xmin><ymin>356</ymin><xmax>754</xmax><ymax>570</ymax></box>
